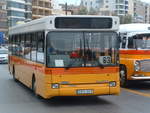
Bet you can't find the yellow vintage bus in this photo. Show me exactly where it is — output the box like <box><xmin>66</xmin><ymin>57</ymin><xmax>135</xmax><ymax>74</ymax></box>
<box><xmin>119</xmin><ymin>24</ymin><xmax>150</xmax><ymax>87</ymax></box>
<box><xmin>8</xmin><ymin>15</ymin><xmax>120</xmax><ymax>99</ymax></box>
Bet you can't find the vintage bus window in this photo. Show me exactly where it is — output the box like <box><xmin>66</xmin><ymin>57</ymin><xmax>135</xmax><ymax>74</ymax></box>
<box><xmin>133</xmin><ymin>35</ymin><xmax>150</xmax><ymax>49</ymax></box>
<box><xmin>47</xmin><ymin>32</ymin><xmax>118</xmax><ymax>68</ymax></box>
<box><xmin>128</xmin><ymin>37</ymin><xmax>134</xmax><ymax>48</ymax></box>
<box><xmin>37</xmin><ymin>32</ymin><xmax>44</xmax><ymax>63</ymax></box>
<box><xmin>121</xmin><ymin>37</ymin><xmax>126</xmax><ymax>48</ymax></box>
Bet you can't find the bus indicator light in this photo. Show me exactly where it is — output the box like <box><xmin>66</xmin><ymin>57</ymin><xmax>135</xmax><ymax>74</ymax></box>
<box><xmin>109</xmin><ymin>81</ymin><xmax>116</xmax><ymax>87</ymax></box>
<box><xmin>52</xmin><ymin>84</ymin><xmax>59</xmax><ymax>89</ymax></box>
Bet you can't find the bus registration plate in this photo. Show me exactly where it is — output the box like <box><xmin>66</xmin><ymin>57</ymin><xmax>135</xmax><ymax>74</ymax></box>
<box><xmin>76</xmin><ymin>89</ymin><xmax>94</xmax><ymax>95</ymax></box>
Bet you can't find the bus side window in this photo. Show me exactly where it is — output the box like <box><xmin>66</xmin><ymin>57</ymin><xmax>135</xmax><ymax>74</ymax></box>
<box><xmin>13</xmin><ymin>35</ymin><xmax>17</xmax><ymax>56</ymax></box>
<box><xmin>9</xmin><ymin>35</ymin><xmax>12</xmax><ymax>54</ymax></box>
<box><xmin>11</xmin><ymin>35</ymin><xmax>15</xmax><ymax>55</ymax></box>
<box><xmin>31</xmin><ymin>32</ymin><xmax>37</xmax><ymax>61</ymax></box>
<box><xmin>20</xmin><ymin>34</ymin><xmax>25</xmax><ymax>57</ymax></box>
<box><xmin>37</xmin><ymin>32</ymin><xmax>44</xmax><ymax>63</ymax></box>
<box><xmin>24</xmin><ymin>33</ymin><xmax>31</xmax><ymax>60</ymax></box>
<box><xmin>128</xmin><ymin>37</ymin><xmax>133</xmax><ymax>48</ymax></box>
<box><xmin>16</xmin><ymin>35</ymin><xmax>21</xmax><ymax>56</ymax></box>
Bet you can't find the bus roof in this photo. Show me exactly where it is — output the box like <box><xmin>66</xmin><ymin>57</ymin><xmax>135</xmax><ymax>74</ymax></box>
<box><xmin>119</xmin><ymin>23</ymin><xmax>150</xmax><ymax>33</ymax></box>
<box><xmin>9</xmin><ymin>15</ymin><xmax>119</xmax><ymax>35</ymax></box>
<box><xmin>127</xmin><ymin>31</ymin><xmax>150</xmax><ymax>37</ymax></box>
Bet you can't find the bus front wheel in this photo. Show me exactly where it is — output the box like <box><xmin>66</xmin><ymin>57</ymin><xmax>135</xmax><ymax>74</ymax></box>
<box><xmin>32</xmin><ymin>77</ymin><xmax>41</xmax><ymax>98</ymax></box>
<box><xmin>120</xmin><ymin>66</ymin><xmax>128</xmax><ymax>87</ymax></box>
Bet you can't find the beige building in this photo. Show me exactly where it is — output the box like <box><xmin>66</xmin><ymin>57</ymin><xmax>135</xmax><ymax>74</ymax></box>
<box><xmin>32</xmin><ymin>0</ymin><xmax>52</xmax><ymax>19</ymax></box>
<box><xmin>0</xmin><ymin>0</ymin><xmax>7</xmax><ymax>34</ymax></box>
<box><xmin>128</xmin><ymin>0</ymin><xmax>150</xmax><ymax>23</ymax></box>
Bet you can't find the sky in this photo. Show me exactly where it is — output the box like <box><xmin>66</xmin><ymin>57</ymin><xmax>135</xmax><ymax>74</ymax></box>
<box><xmin>58</xmin><ymin>0</ymin><xmax>150</xmax><ymax>5</ymax></box>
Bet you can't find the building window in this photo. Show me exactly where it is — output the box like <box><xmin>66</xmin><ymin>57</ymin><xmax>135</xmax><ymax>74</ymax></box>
<box><xmin>85</xmin><ymin>2</ymin><xmax>87</xmax><ymax>6</ymax></box>
<box><xmin>8</xmin><ymin>10</ymin><xmax>25</xmax><ymax>17</ymax></box>
<box><xmin>7</xmin><ymin>1</ymin><xmax>25</xmax><ymax>9</ymax></box>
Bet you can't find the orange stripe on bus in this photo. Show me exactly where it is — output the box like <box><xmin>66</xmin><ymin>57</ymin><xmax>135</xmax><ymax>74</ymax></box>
<box><xmin>10</xmin><ymin>56</ymin><xmax>119</xmax><ymax>75</ymax></box>
<box><xmin>119</xmin><ymin>50</ymin><xmax>150</xmax><ymax>55</ymax></box>
<box><xmin>45</xmin><ymin>67</ymin><xmax>119</xmax><ymax>75</ymax></box>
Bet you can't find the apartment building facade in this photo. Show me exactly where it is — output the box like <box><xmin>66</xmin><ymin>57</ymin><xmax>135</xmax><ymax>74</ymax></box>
<box><xmin>80</xmin><ymin>0</ymin><xmax>129</xmax><ymax>16</ymax></box>
<box><xmin>98</xmin><ymin>0</ymin><xmax>116</xmax><ymax>16</ymax></box>
<box><xmin>80</xmin><ymin>0</ymin><xmax>104</xmax><ymax>12</ymax></box>
<box><xmin>0</xmin><ymin>0</ymin><xmax>7</xmax><ymax>34</ymax></box>
<box><xmin>7</xmin><ymin>0</ymin><xmax>32</xmax><ymax>27</ymax></box>
<box><xmin>115</xmin><ymin>0</ymin><xmax>128</xmax><ymax>16</ymax></box>
<box><xmin>128</xmin><ymin>0</ymin><xmax>150</xmax><ymax>23</ymax></box>
<box><xmin>32</xmin><ymin>0</ymin><xmax>52</xmax><ymax>19</ymax></box>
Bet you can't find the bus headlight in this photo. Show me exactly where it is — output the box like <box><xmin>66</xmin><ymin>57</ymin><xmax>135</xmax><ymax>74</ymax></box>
<box><xmin>134</xmin><ymin>61</ymin><xmax>140</xmax><ymax>72</ymax></box>
<box><xmin>52</xmin><ymin>83</ymin><xmax>59</xmax><ymax>89</ymax></box>
<box><xmin>109</xmin><ymin>81</ymin><xmax>116</xmax><ymax>87</ymax></box>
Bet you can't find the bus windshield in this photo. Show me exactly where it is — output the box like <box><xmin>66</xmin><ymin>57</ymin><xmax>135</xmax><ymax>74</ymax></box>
<box><xmin>46</xmin><ymin>32</ymin><xmax>119</xmax><ymax>68</ymax></box>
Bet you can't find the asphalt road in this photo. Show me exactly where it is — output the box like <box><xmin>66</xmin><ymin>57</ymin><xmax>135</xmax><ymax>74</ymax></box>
<box><xmin>0</xmin><ymin>64</ymin><xmax>150</xmax><ymax>113</ymax></box>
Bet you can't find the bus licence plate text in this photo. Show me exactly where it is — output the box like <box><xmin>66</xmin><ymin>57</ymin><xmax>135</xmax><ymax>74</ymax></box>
<box><xmin>76</xmin><ymin>89</ymin><xmax>94</xmax><ymax>95</ymax></box>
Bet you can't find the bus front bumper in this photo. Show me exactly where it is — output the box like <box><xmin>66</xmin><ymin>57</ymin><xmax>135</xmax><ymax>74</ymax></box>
<box><xmin>131</xmin><ymin>75</ymin><xmax>150</xmax><ymax>80</ymax></box>
<box><xmin>44</xmin><ymin>83</ymin><xmax>120</xmax><ymax>99</ymax></box>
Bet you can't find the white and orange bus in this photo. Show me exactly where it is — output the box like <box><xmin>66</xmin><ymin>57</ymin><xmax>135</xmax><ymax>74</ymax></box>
<box><xmin>119</xmin><ymin>24</ymin><xmax>150</xmax><ymax>87</ymax></box>
<box><xmin>9</xmin><ymin>15</ymin><xmax>120</xmax><ymax>99</ymax></box>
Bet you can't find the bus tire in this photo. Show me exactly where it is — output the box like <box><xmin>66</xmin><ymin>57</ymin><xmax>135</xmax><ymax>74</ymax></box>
<box><xmin>120</xmin><ymin>65</ymin><xmax>128</xmax><ymax>87</ymax></box>
<box><xmin>32</xmin><ymin>76</ymin><xmax>36</xmax><ymax>94</ymax></box>
<box><xmin>32</xmin><ymin>76</ymin><xmax>42</xmax><ymax>98</ymax></box>
<box><xmin>12</xmin><ymin>66</ymin><xmax>17</xmax><ymax>82</ymax></box>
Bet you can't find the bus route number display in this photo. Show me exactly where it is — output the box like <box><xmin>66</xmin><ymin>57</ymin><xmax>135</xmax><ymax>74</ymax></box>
<box><xmin>99</xmin><ymin>56</ymin><xmax>112</xmax><ymax>64</ymax></box>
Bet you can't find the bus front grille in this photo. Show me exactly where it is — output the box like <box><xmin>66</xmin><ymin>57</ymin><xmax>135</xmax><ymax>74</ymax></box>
<box><xmin>140</xmin><ymin>60</ymin><xmax>150</xmax><ymax>72</ymax></box>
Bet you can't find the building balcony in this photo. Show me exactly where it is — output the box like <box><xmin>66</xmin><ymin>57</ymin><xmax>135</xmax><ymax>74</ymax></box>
<box><xmin>0</xmin><ymin>10</ymin><xmax>7</xmax><ymax>13</ymax></box>
<box><xmin>32</xmin><ymin>0</ymin><xmax>51</xmax><ymax>7</ymax></box>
